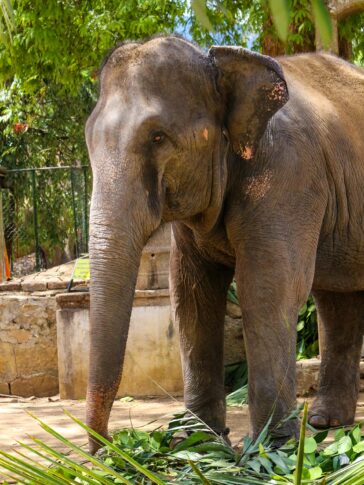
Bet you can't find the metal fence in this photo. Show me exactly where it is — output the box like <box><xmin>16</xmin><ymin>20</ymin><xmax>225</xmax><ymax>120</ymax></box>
<box><xmin>2</xmin><ymin>165</ymin><xmax>91</xmax><ymax>276</ymax></box>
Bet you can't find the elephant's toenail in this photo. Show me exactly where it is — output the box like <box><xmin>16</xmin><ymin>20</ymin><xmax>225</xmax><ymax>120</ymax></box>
<box><xmin>330</xmin><ymin>418</ymin><xmax>340</xmax><ymax>427</ymax></box>
<box><xmin>309</xmin><ymin>415</ymin><xmax>328</xmax><ymax>428</ymax></box>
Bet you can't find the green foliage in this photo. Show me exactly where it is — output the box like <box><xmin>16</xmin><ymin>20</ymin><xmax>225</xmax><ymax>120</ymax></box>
<box><xmin>1</xmin><ymin>410</ymin><xmax>364</xmax><ymax>484</ymax></box>
<box><xmin>296</xmin><ymin>296</ymin><xmax>318</xmax><ymax>360</ymax></box>
<box><xmin>0</xmin><ymin>0</ymin><xmax>185</xmax><ymax>95</ymax></box>
<box><xmin>227</xmin><ymin>280</ymin><xmax>239</xmax><ymax>305</ymax></box>
<box><xmin>0</xmin><ymin>76</ymin><xmax>92</xmax><ymax>262</ymax></box>
<box><xmin>226</xmin><ymin>384</ymin><xmax>249</xmax><ymax>407</ymax></box>
<box><xmin>311</xmin><ymin>0</ymin><xmax>332</xmax><ymax>48</ymax></box>
<box><xmin>268</xmin><ymin>0</ymin><xmax>290</xmax><ymax>42</ymax></box>
<box><xmin>339</xmin><ymin>12</ymin><xmax>364</xmax><ymax>66</ymax></box>
<box><xmin>225</xmin><ymin>360</ymin><xmax>248</xmax><ymax>407</ymax></box>
<box><xmin>0</xmin><ymin>0</ymin><xmax>13</xmax><ymax>42</ymax></box>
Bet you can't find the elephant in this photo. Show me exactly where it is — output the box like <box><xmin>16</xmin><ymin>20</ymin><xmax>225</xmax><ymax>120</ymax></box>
<box><xmin>85</xmin><ymin>35</ymin><xmax>364</xmax><ymax>453</ymax></box>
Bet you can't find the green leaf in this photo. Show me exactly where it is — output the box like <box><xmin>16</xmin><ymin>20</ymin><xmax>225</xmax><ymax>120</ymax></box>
<box><xmin>172</xmin><ymin>432</ymin><xmax>212</xmax><ymax>452</ymax></box>
<box><xmin>314</xmin><ymin>430</ymin><xmax>328</xmax><ymax>443</ymax></box>
<box><xmin>312</xmin><ymin>0</ymin><xmax>333</xmax><ymax>48</ymax></box>
<box><xmin>298</xmin><ymin>304</ymin><xmax>307</xmax><ymax>316</ymax></box>
<box><xmin>259</xmin><ymin>443</ymin><xmax>267</xmax><ymax>457</ymax></box>
<box><xmin>188</xmin><ymin>460</ymin><xmax>211</xmax><ymax>485</ymax></box>
<box><xmin>226</xmin><ymin>385</ymin><xmax>248</xmax><ymax>407</ymax></box>
<box><xmin>338</xmin><ymin>453</ymin><xmax>350</xmax><ymax>467</ymax></box>
<box><xmin>353</xmin><ymin>441</ymin><xmax>364</xmax><ymax>454</ymax></box>
<box><xmin>295</xmin><ymin>401</ymin><xmax>308</xmax><ymax>485</ymax></box>
<box><xmin>335</xmin><ymin>428</ymin><xmax>346</xmax><ymax>441</ymax></box>
<box><xmin>268</xmin><ymin>0</ymin><xmax>290</xmax><ymax>42</ymax></box>
<box><xmin>337</xmin><ymin>436</ymin><xmax>353</xmax><ymax>454</ymax></box>
<box><xmin>268</xmin><ymin>451</ymin><xmax>291</xmax><ymax>474</ymax></box>
<box><xmin>304</xmin><ymin>436</ymin><xmax>317</xmax><ymax>454</ymax></box>
<box><xmin>308</xmin><ymin>465</ymin><xmax>322</xmax><ymax>479</ymax></box>
<box><xmin>350</xmin><ymin>425</ymin><xmax>361</xmax><ymax>445</ymax></box>
<box><xmin>191</xmin><ymin>0</ymin><xmax>212</xmax><ymax>30</ymax></box>
<box><xmin>323</xmin><ymin>441</ymin><xmax>339</xmax><ymax>456</ymax></box>
<box><xmin>172</xmin><ymin>450</ymin><xmax>203</xmax><ymax>461</ymax></box>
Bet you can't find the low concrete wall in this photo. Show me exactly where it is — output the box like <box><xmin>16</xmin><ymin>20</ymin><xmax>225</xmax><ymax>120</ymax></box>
<box><xmin>0</xmin><ymin>287</ymin><xmax>245</xmax><ymax>398</ymax></box>
<box><xmin>56</xmin><ymin>291</ymin><xmax>246</xmax><ymax>398</ymax></box>
<box><xmin>56</xmin><ymin>290</ymin><xmax>183</xmax><ymax>398</ymax></box>
<box><xmin>2</xmin><ymin>284</ymin><xmax>362</xmax><ymax>398</ymax></box>
<box><xmin>0</xmin><ymin>292</ymin><xmax>59</xmax><ymax>396</ymax></box>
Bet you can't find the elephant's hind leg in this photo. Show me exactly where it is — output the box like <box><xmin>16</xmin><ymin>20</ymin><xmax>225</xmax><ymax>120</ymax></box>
<box><xmin>309</xmin><ymin>290</ymin><xmax>364</xmax><ymax>428</ymax></box>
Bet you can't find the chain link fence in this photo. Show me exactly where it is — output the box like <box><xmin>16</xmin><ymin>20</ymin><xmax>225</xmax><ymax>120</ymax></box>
<box><xmin>2</xmin><ymin>166</ymin><xmax>91</xmax><ymax>277</ymax></box>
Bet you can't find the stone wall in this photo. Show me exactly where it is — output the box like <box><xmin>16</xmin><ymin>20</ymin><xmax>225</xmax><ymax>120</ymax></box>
<box><xmin>0</xmin><ymin>292</ymin><xmax>59</xmax><ymax>396</ymax></box>
<box><xmin>0</xmin><ymin>282</ymin><xmax>245</xmax><ymax>398</ymax></box>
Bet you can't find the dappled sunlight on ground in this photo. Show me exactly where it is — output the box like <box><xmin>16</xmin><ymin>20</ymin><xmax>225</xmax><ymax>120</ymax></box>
<box><xmin>0</xmin><ymin>393</ymin><xmax>363</xmax><ymax>455</ymax></box>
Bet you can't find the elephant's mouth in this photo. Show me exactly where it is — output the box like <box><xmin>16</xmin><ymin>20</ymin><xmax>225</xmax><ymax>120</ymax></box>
<box><xmin>161</xmin><ymin>176</ymin><xmax>183</xmax><ymax>222</ymax></box>
<box><xmin>164</xmin><ymin>186</ymin><xmax>181</xmax><ymax>214</ymax></box>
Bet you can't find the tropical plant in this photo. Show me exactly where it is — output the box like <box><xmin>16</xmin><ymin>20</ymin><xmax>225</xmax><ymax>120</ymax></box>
<box><xmin>296</xmin><ymin>297</ymin><xmax>319</xmax><ymax>361</ymax></box>
<box><xmin>0</xmin><ymin>0</ymin><xmax>13</xmax><ymax>42</ymax></box>
<box><xmin>1</xmin><ymin>407</ymin><xmax>364</xmax><ymax>484</ymax></box>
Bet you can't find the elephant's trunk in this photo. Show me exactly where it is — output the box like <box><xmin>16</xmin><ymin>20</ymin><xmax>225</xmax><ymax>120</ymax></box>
<box><xmin>86</xmin><ymin>180</ymin><xmax>161</xmax><ymax>453</ymax></box>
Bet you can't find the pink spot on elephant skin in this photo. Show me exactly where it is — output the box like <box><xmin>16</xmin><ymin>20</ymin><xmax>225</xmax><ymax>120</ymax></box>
<box><xmin>202</xmin><ymin>128</ymin><xmax>209</xmax><ymax>141</ymax></box>
<box><xmin>268</xmin><ymin>81</ymin><xmax>286</xmax><ymax>102</ymax></box>
<box><xmin>240</xmin><ymin>144</ymin><xmax>253</xmax><ymax>160</ymax></box>
<box><xmin>244</xmin><ymin>169</ymin><xmax>273</xmax><ymax>201</ymax></box>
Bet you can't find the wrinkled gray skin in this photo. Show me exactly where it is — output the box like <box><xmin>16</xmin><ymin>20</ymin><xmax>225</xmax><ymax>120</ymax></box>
<box><xmin>85</xmin><ymin>35</ymin><xmax>364</xmax><ymax>453</ymax></box>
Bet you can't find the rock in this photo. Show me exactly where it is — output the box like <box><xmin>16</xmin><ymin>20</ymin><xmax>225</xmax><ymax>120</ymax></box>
<box><xmin>0</xmin><ymin>281</ymin><xmax>22</xmax><ymax>292</ymax></box>
<box><xmin>47</xmin><ymin>280</ymin><xmax>68</xmax><ymax>290</ymax></box>
<box><xmin>14</xmin><ymin>341</ymin><xmax>58</xmax><ymax>375</ymax></box>
<box><xmin>21</xmin><ymin>281</ymin><xmax>47</xmax><ymax>292</ymax></box>
<box><xmin>224</xmin><ymin>316</ymin><xmax>245</xmax><ymax>365</ymax></box>
<box><xmin>0</xmin><ymin>294</ymin><xmax>58</xmax><ymax>397</ymax></box>
<box><xmin>226</xmin><ymin>301</ymin><xmax>242</xmax><ymax>319</ymax></box>
<box><xmin>11</xmin><ymin>374</ymin><xmax>59</xmax><ymax>398</ymax></box>
<box><xmin>0</xmin><ymin>382</ymin><xmax>9</xmax><ymax>394</ymax></box>
<box><xmin>0</xmin><ymin>342</ymin><xmax>17</xmax><ymax>382</ymax></box>
<box><xmin>296</xmin><ymin>358</ymin><xmax>320</xmax><ymax>396</ymax></box>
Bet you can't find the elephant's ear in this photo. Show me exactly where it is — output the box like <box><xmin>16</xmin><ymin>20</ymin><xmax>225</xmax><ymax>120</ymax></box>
<box><xmin>209</xmin><ymin>46</ymin><xmax>289</xmax><ymax>160</ymax></box>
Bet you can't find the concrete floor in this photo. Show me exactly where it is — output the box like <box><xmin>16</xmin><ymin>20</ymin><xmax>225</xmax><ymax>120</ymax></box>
<box><xmin>0</xmin><ymin>393</ymin><xmax>363</xmax><ymax>455</ymax></box>
<box><xmin>0</xmin><ymin>393</ymin><xmax>363</xmax><ymax>482</ymax></box>
<box><xmin>0</xmin><ymin>395</ymin><xmax>249</xmax><ymax>454</ymax></box>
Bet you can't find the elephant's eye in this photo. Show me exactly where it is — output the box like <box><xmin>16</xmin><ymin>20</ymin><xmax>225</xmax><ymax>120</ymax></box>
<box><xmin>151</xmin><ymin>131</ymin><xmax>165</xmax><ymax>145</ymax></box>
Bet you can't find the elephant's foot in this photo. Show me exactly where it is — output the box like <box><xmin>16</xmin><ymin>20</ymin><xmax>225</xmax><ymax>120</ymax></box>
<box><xmin>269</xmin><ymin>417</ymin><xmax>299</xmax><ymax>445</ymax></box>
<box><xmin>251</xmin><ymin>413</ymin><xmax>299</xmax><ymax>449</ymax></box>
<box><xmin>88</xmin><ymin>432</ymin><xmax>112</xmax><ymax>455</ymax></box>
<box><xmin>308</xmin><ymin>394</ymin><xmax>356</xmax><ymax>429</ymax></box>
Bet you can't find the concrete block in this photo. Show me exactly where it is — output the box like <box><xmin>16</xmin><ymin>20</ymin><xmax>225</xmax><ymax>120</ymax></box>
<box><xmin>57</xmin><ymin>291</ymin><xmax>183</xmax><ymax>399</ymax></box>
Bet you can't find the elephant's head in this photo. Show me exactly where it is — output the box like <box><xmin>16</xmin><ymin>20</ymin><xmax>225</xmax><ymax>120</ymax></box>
<box><xmin>85</xmin><ymin>35</ymin><xmax>288</xmax><ymax>452</ymax></box>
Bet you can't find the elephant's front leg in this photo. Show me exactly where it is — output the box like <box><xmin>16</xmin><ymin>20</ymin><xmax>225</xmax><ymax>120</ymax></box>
<box><xmin>235</xmin><ymin>252</ymin><xmax>308</xmax><ymax>442</ymax></box>
<box><xmin>170</xmin><ymin>225</ymin><xmax>234</xmax><ymax>435</ymax></box>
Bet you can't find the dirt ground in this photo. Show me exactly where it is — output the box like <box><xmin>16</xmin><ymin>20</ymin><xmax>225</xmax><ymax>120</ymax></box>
<box><xmin>0</xmin><ymin>395</ymin><xmax>248</xmax><ymax>453</ymax></box>
<box><xmin>1</xmin><ymin>393</ymin><xmax>364</xmax><ymax>456</ymax></box>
